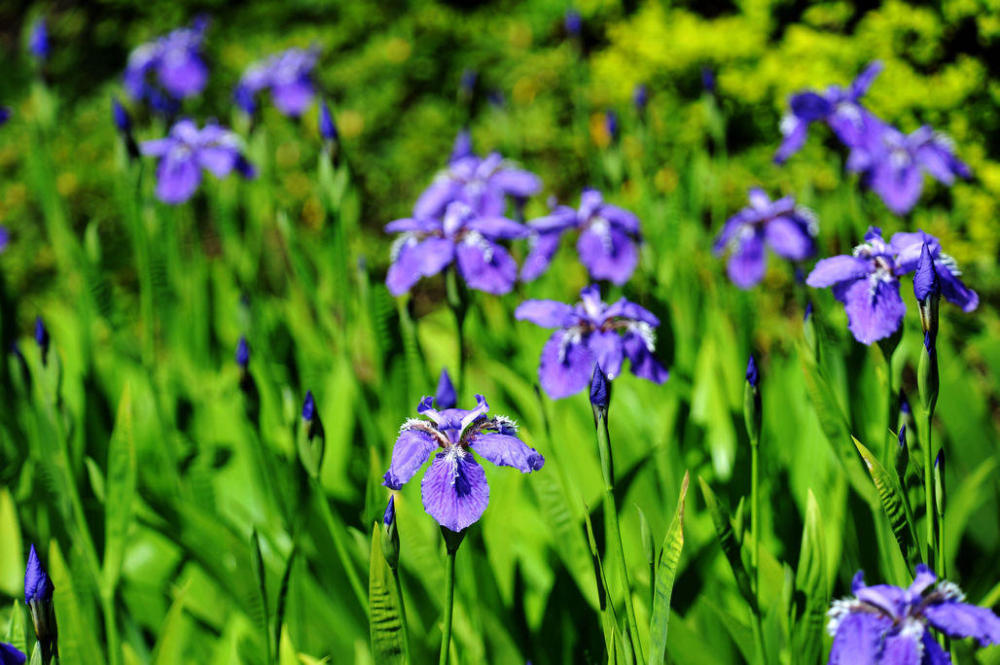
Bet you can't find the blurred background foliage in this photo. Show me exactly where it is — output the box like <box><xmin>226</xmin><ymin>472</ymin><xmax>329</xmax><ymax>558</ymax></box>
<box><xmin>1</xmin><ymin>0</ymin><xmax>1000</xmax><ymax>664</ymax></box>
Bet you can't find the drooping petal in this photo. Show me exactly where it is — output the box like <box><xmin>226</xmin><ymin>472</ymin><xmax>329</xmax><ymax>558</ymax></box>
<box><xmin>879</xmin><ymin>628</ymin><xmax>924</xmax><ymax>665</ymax></box>
<box><xmin>921</xmin><ymin>632</ymin><xmax>952</xmax><ymax>665</ymax></box>
<box><xmin>0</xmin><ymin>643</ymin><xmax>26</xmax><ymax>665</ymax></box>
<box><xmin>514</xmin><ymin>300</ymin><xmax>576</xmax><ymax>328</ymax></box>
<box><xmin>456</xmin><ymin>239</ymin><xmax>517</xmax><ymax>294</ymax></box>
<box><xmin>936</xmin><ymin>263</ymin><xmax>978</xmax><ymax>312</ymax></box>
<box><xmin>416</xmin><ymin>237</ymin><xmax>456</xmax><ymax>279</ymax></box>
<box><xmin>871</xmin><ymin>159</ymin><xmax>924</xmax><ymax>216</ymax></box>
<box><xmin>598</xmin><ymin>204</ymin><xmax>641</xmax><ymax>235</ymax></box>
<box><xmin>923</xmin><ymin>601</ymin><xmax>1000</xmax><ymax>646</ymax></box>
<box><xmin>414</xmin><ymin>178</ymin><xmax>461</xmax><ymax>220</ymax></box>
<box><xmin>835</xmin><ymin>276</ymin><xmax>906</xmax><ymax>345</ymax></box>
<box><xmin>386</xmin><ymin>238</ymin><xmax>424</xmax><ymax>296</ymax></box>
<box><xmin>465</xmin><ymin>216</ymin><xmax>529</xmax><ymax>240</ymax></box>
<box><xmin>383</xmin><ymin>428</ymin><xmax>439</xmax><ymax>489</ymax></box>
<box><xmin>519</xmin><ymin>232</ymin><xmax>563</xmax><ymax>282</ymax></box>
<box><xmin>421</xmin><ymin>451</ymin><xmax>490</xmax><ymax>532</ymax></box>
<box><xmin>157</xmin><ymin>54</ymin><xmax>208</xmax><ymax>98</ymax></box>
<box><xmin>197</xmin><ymin>146</ymin><xmax>239</xmax><ymax>178</ymax></box>
<box><xmin>765</xmin><ymin>217</ymin><xmax>815</xmax><ymax>261</ymax></box>
<box><xmin>890</xmin><ymin>231</ymin><xmax>939</xmax><ymax>273</ymax></box>
<box><xmin>603</xmin><ymin>299</ymin><xmax>660</xmax><ymax>326</ymax></box>
<box><xmin>527</xmin><ymin>207</ymin><xmax>578</xmax><ymax>234</ymax></box>
<box><xmin>828</xmin><ymin>612</ymin><xmax>889</xmax><ymax>665</ymax></box>
<box><xmin>623</xmin><ymin>332</ymin><xmax>669</xmax><ymax>384</ymax></box>
<box><xmin>726</xmin><ymin>232</ymin><xmax>767</xmax><ymax>289</ymax></box>
<box><xmin>908</xmin><ymin>564</ymin><xmax>938</xmax><ymax>596</ymax></box>
<box><xmin>489</xmin><ymin>168</ymin><xmax>541</xmax><ymax>198</ymax></box>
<box><xmin>586</xmin><ymin>330</ymin><xmax>624</xmax><ymax>379</ymax></box>
<box><xmin>140</xmin><ymin>138</ymin><xmax>175</xmax><ymax>157</ymax></box>
<box><xmin>806</xmin><ymin>256</ymin><xmax>872</xmax><ymax>288</ymax></box>
<box><xmin>538</xmin><ymin>329</ymin><xmax>594</xmax><ymax>399</ymax></box>
<box><xmin>384</xmin><ymin>217</ymin><xmax>441</xmax><ymax>234</ymax></box>
<box><xmin>790</xmin><ymin>92</ymin><xmax>833</xmax><ymax>122</ymax></box>
<box><xmin>577</xmin><ymin>225</ymin><xmax>638</xmax><ymax>285</ymax></box>
<box><xmin>774</xmin><ymin>116</ymin><xmax>808</xmax><ymax>164</ymax></box>
<box><xmin>270</xmin><ymin>80</ymin><xmax>314</xmax><ymax>117</ymax></box>
<box><xmin>155</xmin><ymin>152</ymin><xmax>202</xmax><ymax>204</ymax></box>
<box><xmin>470</xmin><ymin>433</ymin><xmax>545</xmax><ymax>472</ymax></box>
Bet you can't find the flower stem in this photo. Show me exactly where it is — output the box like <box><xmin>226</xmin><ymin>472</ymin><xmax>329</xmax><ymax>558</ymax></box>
<box><xmin>438</xmin><ymin>548</ymin><xmax>457</xmax><ymax>665</ymax></box>
<box><xmin>595</xmin><ymin>410</ymin><xmax>646</xmax><ymax>665</ymax></box>
<box><xmin>445</xmin><ymin>268</ymin><xmax>468</xmax><ymax>398</ymax></box>
<box><xmin>749</xmin><ymin>431</ymin><xmax>767</xmax><ymax>665</ymax></box>
<box><xmin>923</xmin><ymin>411</ymin><xmax>936</xmax><ymax>572</ymax></box>
<box><xmin>392</xmin><ymin>567</ymin><xmax>411</xmax><ymax>665</ymax></box>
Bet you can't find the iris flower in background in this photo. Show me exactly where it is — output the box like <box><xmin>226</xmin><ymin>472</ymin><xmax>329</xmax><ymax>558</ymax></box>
<box><xmin>0</xmin><ymin>227</ymin><xmax>9</xmax><ymax>253</ymax></box>
<box><xmin>141</xmin><ymin>119</ymin><xmax>255</xmax><ymax>204</ymax></box>
<box><xmin>0</xmin><ymin>643</ymin><xmax>25</xmax><ymax>665</ymax></box>
<box><xmin>124</xmin><ymin>18</ymin><xmax>209</xmax><ymax>105</ymax></box>
<box><xmin>385</xmin><ymin>201</ymin><xmax>528</xmax><ymax>296</ymax></box>
<box><xmin>805</xmin><ymin>227</ymin><xmax>976</xmax><ymax>345</ymax></box>
<box><xmin>0</xmin><ymin>107</ymin><xmax>9</xmax><ymax>126</ymax></box>
<box><xmin>775</xmin><ymin>61</ymin><xmax>882</xmax><ymax>164</ymax></box>
<box><xmin>235</xmin><ymin>47</ymin><xmax>320</xmax><ymax>117</ymax></box>
<box><xmin>633</xmin><ymin>84</ymin><xmax>648</xmax><ymax>113</ymax></box>
<box><xmin>319</xmin><ymin>101</ymin><xmax>338</xmax><ymax>142</ymax></box>
<box><xmin>605</xmin><ymin>110</ymin><xmax>618</xmax><ymax>142</ymax></box>
<box><xmin>413</xmin><ymin>135</ymin><xmax>541</xmax><ymax>220</ymax></box>
<box><xmin>847</xmin><ymin>122</ymin><xmax>971</xmax><ymax>215</ymax></box>
<box><xmin>382</xmin><ymin>394</ymin><xmax>544</xmax><ymax>532</ymax></box>
<box><xmin>28</xmin><ymin>18</ymin><xmax>48</xmax><ymax>60</ymax></box>
<box><xmin>564</xmin><ymin>9</ymin><xmax>582</xmax><ymax>36</ymax></box>
<box><xmin>435</xmin><ymin>369</ymin><xmax>457</xmax><ymax>409</ymax></box>
<box><xmin>515</xmin><ymin>285</ymin><xmax>668</xmax><ymax>399</ymax></box>
<box><xmin>713</xmin><ymin>187</ymin><xmax>817</xmax><ymax>288</ymax></box>
<box><xmin>827</xmin><ymin>564</ymin><xmax>1000</xmax><ymax>664</ymax></box>
<box><xmin>521</xmin><ymin>188</ymin><xmax>642</xmax><ymax>284</ymax></box>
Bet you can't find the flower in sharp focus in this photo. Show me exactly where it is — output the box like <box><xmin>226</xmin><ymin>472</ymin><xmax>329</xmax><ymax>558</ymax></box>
<box><xmin>413</xmin><ymin>138</ymin><xmax>541</xmax><ymax>220</ymax></box>
<box><xmin>25</xmin><ymin>544</ymin><xmax>57</xmax><ymax>661</ymax></box>
<box><xmin>521</xmin><ymin>188</ymin><xmax>642</xmax><ymax>285</ymax></box>
<box><xmin>235</xmin><ymin>47</ymin><xmax>320</xmax><ymax>117</ymax></box>
<box><xmin>827</xmin><ymin>564</ymin><xmax>1000</xmax><ymax>664</ymax></box>
<box><xmin>141</xmin><ymin>119</ymin><xmax>255</xmax><ymax>204</ymax></box>
<box><xmin>28</xmin><ymin>18</ymin><xmax>48</xmax><ymax>60</ymax></box>
<box><xmin>435</xmin><ymin>369</ymin><xmax>457</xmax><ymax>409</ymax></box>
<box><xmin>385</xmin><ymin>201</ymin><xmax>528</xmax><ymax>296</ymax></box>
<box><xmin>124</xmin><ymin>18</ymin><xmax>209</xmax><ymax>104</ymax></box>
<box><xmin>382</xmin><ymin>394</ymin><xmax>544</xmax><ymax>532</ymax></box>
<box><xmin>713</xmin><ymin>188</ymin><xmax>817</xmax><ymax>288</ymax></box>
<box><xmin>515</xmin><ymin>284</ymin><xmax>668</xmax><ymax>399</ymax></box>
<box><xmin>775</xmin><ymin>61</ymin><xmax>882</xmax><ymax>164</ymax></box>
<box><xmin>890</xmin><ymin>230</ymin><xmax>977</xmax><ymax>312</ymax></box>
<box><xmin>0</xmin><ymin>643</ymin><xmax>26</xmax><ymax>665</ymax></box>
<box><xmin>847</xmin><ymin>122</ymin><xmax>971</xmax><ymax>215</ymax></box>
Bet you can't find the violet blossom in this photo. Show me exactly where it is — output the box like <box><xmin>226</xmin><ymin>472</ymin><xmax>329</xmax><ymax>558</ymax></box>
<box><xmin>124</xmin><ymin>18</ymin><xmax>209</xmax><ymax>105</ymax></box>
<box><xmin>235</xmin><ymin>47</ymin><xmax>320</xmax><ymax>117</ymax></box>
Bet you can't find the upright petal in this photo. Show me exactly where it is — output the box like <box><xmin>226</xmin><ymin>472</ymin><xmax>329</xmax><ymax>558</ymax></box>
<box><xmin>774</xmin><ymin>116</ymin><xmax>808</xmax><ymax>164</ymax></box>
<box><xmin>490</xmin><ymin>168</ymin><xmax>541</xmax><ymax>198</ymax></box>
<box><xmin>470</xmin><ymin>433</ymin><xmax>545</xmax><ymax>472</ymax></box>
<box><xmin>456</xmin><ymin>240</ymin><xmax>517</xmax><ymax>295</ymax></box>
<box><xmin>890</xmin><ymin>231</ymin><xmax>939</xmax><ymax>273</ymax></box>
<box><xmin>937</xmin><ymin>264</ymin><xmax>978</xmax><ymax>312</ymax></box>
<box><xmin>435</xmin><ymin>369</ymin><xmax>457</xmax><ymax>409</ymax></box>
<box><xmin>828</xmin><ymin>612</ymin><xmax>889</xmax><ymax>665</ymax></box>
<box><xmin>836</xmin><ymin>276</ymin><xmax>905</xmax><ymax>345</ymax></box>
<box><xmin>850</xmin><ymin>61</ymin><xmax>883</xmax><ymax>99</ymax></box>
<box><xmin>197</xmin><ymin>146</ymin><xmax>239</xmax><ymax>178</ymax></box>
<box><xmin>879</xmin><ymin>629</ymin><xmax>924</xmax><ymax>665</ymax></box>
<box><xmin>603</xmin><ymin>299</ymin><xmax>660</xmax><ymax>326</ymax></box>
<box><xmin>871</xmin><ymin>160</ymin><xmax>924</xmax><ymax>216</ymax></box>
<box><xmin>520</xmin><ymin>232</ymin><xmax>563</xmax><ymax>282</ymax></box>
<box><xmin>383</xmin><ymin>428</ymin><xmax>439</xmax><ymax>489</ymax></box>
<box><xmin>598</xmin><ymin>204</ymin><xmax>641</xmax><ymax>235</ymax></box>
<box><xmin>765</xmin><ymin>217</ymin><xmax>815</xmax><ymax>261</ymax></box>
<box><xmin>806</xmin><ymin>256</ymin><xmax>872</xmax><ymax>288</ymax></box>
<box><xmin>465</xmin><ymin>216</ymin><xmax>529</xmax><ymax>240</ymax></box>
<box><xmin>726</xmin><ymin>233</ymin><xmax>767</xmax><ymax>289</ymax></box>
<box><xmin>514</xmin><ymin>300</ymin><xmax>575</xmax><ymax>328</ymax></box>
<box><xmin>421</xmin><ymin>451</ymin><xmax>490</xmax><ymax>532</ymax></box>
<box><xmin>923</xmin><ymin>601</ymin><xmax>1000</xmax><ymax>646</ymax></box>
<box><xmin>158</xmin><ymin>55</ymin><xmax>208</xmax><ymax>98</ymax></box>
<box><xmin>538</xmin><ymin>329</ymin><xmax>594</xmax><ymax>399</ymax></box>
<box><xmin>577</xmin><ymin>226</ymin><xmax>638</xmax><ymax>285</ymax></box>
<box><xmin>586</xmin><ymin>330</ymin><xmax>624</xmax><ymax>379</ymax></box>
<box><xmin>414</xmin><ymin>178</ymin><xmax>460</xmax><ymax>220</ymax></box>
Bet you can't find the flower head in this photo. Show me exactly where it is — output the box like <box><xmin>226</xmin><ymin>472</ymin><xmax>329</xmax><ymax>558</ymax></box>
<box><xmin>28</xmin><ymin>18</ymin><xmax>48</xmax><ymax>60</ymax></box>
<box><xmin>302</xmin><ymin>390</ymin><xmax>316</xmax><ymax>422</ymax></box>
<box><xmin>714</xmin><ymin>188</ymin><xmax>817</xmax><ymax>288</ymax></box>
<box><xmin>745</xmin><ymin>354</ymin><xmax>759</xmax><ymax>387</ymax></box>
<box><xmin>0</xmin><ymin>107</ymin><xmax>10</xmax><ymax>126</ymax></box>
<box><xmin>25</xmin><ymin>544</ymin><xmax>53</xmax><ymax>606</ymax></box>
<box><xmin>890</xmin><ymin>230</ymin><xmax>978</xmax><ymax>312</ymax></box>
<box><xmin>235</xmin><ymin>336</ymin><xmax>249</xmax><ymax>369</ymax></box>
<box><xmin>522</xmin><ymin>188</ymin><xmax>642</xmax><ymax>285</ymax></box>
<box><xmin>775</xmin><ymin>61</ymin><xmax>882</xmax><ymax>164</ymax></box>
<box><xmin>385</xmin><ymin>201</ymin><xmax>528</xmax><ymax>296</ymax></box>
<box><xmin>589</xmin><ymin>364</ymin><xmax>610</xmax><ymax>411</ymax></box>
<box><xmin>382</xmin><ymin>394</ymin><xmax>544</xmax><ymax>532</ymax></box>
<box><xmin>413</xmin><ymin>141</ymin><xmax>540</xmax><ymax>220</ymax></box>
<box><xmin>435</xmin><ymin>369</ymin><xmax>457</xmax><ymax>409</ymax></box>
<box><xmin>140</xmin><ymin>119</ymin><xmax>254</xmax><ymax>204</ymax></box>
<box><xmin>515</xmin><ymin>285</ymin><xmax>668</xmax><ymax>399</ymax></box>
<box><xmin>319</xmin><ymin>101</ymin><xmax>338</xmax><ymax>142</ymax></box>
<box><xmin>827</xmin><ymin>564</ymin><xmax>1000</xmax><ymax>664</ymax></box>
<box><xmin>235</xmin><ymin>47</ymin><xmax>320</xmax><ymax>117</ymax></box>
<box><xmin>0</xmin><ymin>643</ymin><xmax>26</xmax><ymax>665</ymax></box>
<box><xmin>124</xmin><ymin>18</ymin><xmax>208</xmax><ymax>105</ymax></box>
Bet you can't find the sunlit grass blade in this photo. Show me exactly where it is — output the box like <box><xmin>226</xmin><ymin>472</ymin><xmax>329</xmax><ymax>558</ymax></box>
<box><xmin>853</xmin><ymin>437</ymin><xmax>920</xmax><ymax>567</ymax></box>
<box><xmin>250</xmin><ymin>530</ymin><xmax>272</xmax><ymax>664</ymax></box>
<box><xmin>648</xmin><ymin>471</ymin><xmax>688</xmax><ymax>665</ymax></box>
<box><xmin>5</xmin><ymin>600</ymin><xmax>27</xmax><ymax>655</ymax></box>
<box><xmin>102</xmin><ymin>383</ymin><xmax>136</xmax><ymax>594</ymax></box>
<box><xmin>49</xmin><ymin>541</ymin><xmax>105</xmax><ymax>665</ymax></box>
<box><xmin>792</xmin><ymin>490</ymin><xmax>828</xmax><ymax>665</ymax></box>
<box><xmin>697</xmin><ymin>477</ymin><xmax>756</xmax><ymax>612</ymax></box>
<box><xmin>369</xmin><ymin>524</ymin><xmax>405</xmax><ymax>665</ymax></box>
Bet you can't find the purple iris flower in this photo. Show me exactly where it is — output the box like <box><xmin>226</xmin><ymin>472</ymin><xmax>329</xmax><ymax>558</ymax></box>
<box><xmin>775</xmin><ymin>61</ymin><xmax>882</xmax><ymax>164</ymax></box>
<box><xmin>806</xmin><ymin>227</ymin><xmax>977</xmax><ymax>345</ymax></box>
<box><xmin>0</xmin><ymin>644</ymin><xmax>25</xmax><ymax>665</ymax></box>
<box><xmin>382</xmin><ymin>394</ymin><xmax>544</xmax><ymax>532</ymax></box>
<box><xmin>413</xmin><ymin>142</ymin><xmax>541</xmax><ymax>220</ymax></box>
<box><xmin>515</xmin><ymin>285</ymin><xmax>668</xmax><ymax>399</ymax></box>
<box><xmin>235</xmin><ymin>47</ymin><xmax>320</xmax><ymax>117</ymax></box>
<box><xmin>141</xmin><ymin>119</ymin><xmax>255</xmax><ymax>204</ymax></box>
<box><xmin>0</xmin><ymin>107</ymin><xmax>10</xmax><ymax>126</ymax></box>
<box><xmin>25</xmin><ymin>544</ymin><xmax>53</xmax><ymax>606</ymax></box>
<box><xmin>565</xmin><ymin>9</ymin><xmax>582</xmax><ymax>36</ymax></box>
<box><xmin>847</xmin><ymin>122</ymin><xmax>971</xmax><ymax>215</ymax></box>
<box><xmin>521</xmin><ymin>188</ymin><xmax>642</xmax><ymax>285</ymax></box>
<box><xmin>28</xmin><ymin>18</ymin><xmax>48</xmax><ymax>60</ymax></box>
<box><xmin>0</xmin><ymin>226</ymin><xmax>9</xmax><ymax>253</ymax></box>
<box><xmin>124</xmin><ymin>18</ymin><xmax>209</xmax><ymax>104</ymax></box>
<box><xmin>827</xmin><ymin>564</ymin><xmax>1000</xmax><ymax>664</ymax></box>
<box><xmin>605</xmin><ymin>110</ymin><xmax>619</xmax><ymax>142</ymax></box>
<box><xmin>435</xmin><ymin>369</ymin><xmax>457</xmax><ymax>409</ymax></box>
<box><xmin>385</xmin><ymin>201</ymin><xmax>528</xmax><ymax>296</ymax></box>
<box><xmin>633</xmin><ymin>84</ymin><xmax>648</xmax><ymax>113</ymax></box>
<box><xmin>713</xmin><ymin>188</ymin><xmax>817</xmax><ymax>288</ymax></box>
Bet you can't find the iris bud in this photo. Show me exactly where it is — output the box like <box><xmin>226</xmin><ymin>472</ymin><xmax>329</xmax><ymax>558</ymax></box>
<box><xmin>297</xmin><ymin>390</ymin><xmax>326</xmax><ymax>479</ymax></box>
<box><xmin>381</xmin><ymin>495</ymin><xmax>400</xmax><ymax>570</ymax></box>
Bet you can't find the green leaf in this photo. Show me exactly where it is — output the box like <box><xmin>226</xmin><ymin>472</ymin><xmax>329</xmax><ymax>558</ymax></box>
<box><xmin>103</xmin><ymin>383</ymin><xmax>137</xmax><ymax>596</ymax></box>
<box><xmin>274</xmin><ymin>547</ymin><xmax>296</xmax><ymax>665</ymax></box>
<box><xmin>5</xmin><ymin>600</ymin><xmax>26</xmax><ymax>655</ymax></box>
<box><xmin>793</xmin><ymin>490</ymin><xmax>828</xmax><ymax>665</ymax></box>
<box><xmin>0</xmin><ymin>489</ymin><xmax>23</xmax><ymax>596</ymax></box>
<box><xmin>152</xmin><ymin>580</ymin><xmax>191</xmax><ymax>665</ymax></box>
<box><xmin>368</xmin><ymin>524</ymin><xmax>405</xmax><ymax>665</ymax></box>
<box><xmin>853</xmin><ymin>437</ymin><xmax>919</xmax><ymax>567</ymax></box>
<box><xmin>250</xmin><ymin>529</ymin><xmax>272</xmax><ymax>662</ymax></box>
<box><xmin>48</xmin><ymin>541</ymin><xmax>105</xmax><ymax>665</ymax></box>
<box><xmin>698</xmin><ymin>477</ymin><xmax>756</xmax><ymax>612</ymax></box>
<box><xmin>649</xmin><ymin>471</ymin><xmax>689</xmax><ymax>665</ymax></box>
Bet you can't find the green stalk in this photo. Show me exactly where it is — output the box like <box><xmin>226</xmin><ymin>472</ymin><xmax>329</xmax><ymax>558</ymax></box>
<box><xmin>595</xmin><ymin>411</ymin><xmax>645</xmax><ymax>665</ymax></box>
<box><xmin>445</xmin><ymin>268</ymin><xmax>468</xmax><ymax>398</ymax></box>
<box><xmin>922</xmin><ymin>413</ymin><xmax>936</xmax><ymax>573</ymax></box>
<box><xmin>392</xmin><ymin>568</ymin><xmax>411</xmax><ymax>664</ymax></box>
<box><xmin>438</xmin><ymin>548</ymin><xmax>457</xmax><ymax>665</ymax></box>
<box><xmin>749</xmin><ymin>429</ymin><xmax>767</xmax><ymax>665</ymax></box>
<box><xmin>312</xmin><ymin>479</ymin><xmax>367</xmax><ymax>612</ymax></box>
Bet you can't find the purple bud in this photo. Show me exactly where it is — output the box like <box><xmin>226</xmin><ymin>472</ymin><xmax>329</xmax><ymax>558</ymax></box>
<box><xmin>25</xmin><ymin>545</ymin><xmax>53</xmax><ymax>605</ymax></box>
<box><xmin>564</xmin><ymin>9</ymin><xmax>582</xmax><ymax>36</ymax></box>
<box><xmin>745</xmin><ymin>354</ymin><xmax>759</xmax><ymax>387</ymax></box>
<box><xmin>923</xmin><ymin>330</ymin><xmax>935</xmax><ymax>354</ymax></box>
<box><xmin>0</xmin><ymin>107</ymin><xmax>10</xmax><ymax>126</ymax></box>
<box><xmin>460</xmin><ymin>68</ymin><xmax>477</xmax><ymax>94</ymax></box>
<box><xmin>633</xmin><ymin>84</ymin><xmax>648</xmax><ymax>112</ymax></box>
<box><xmin>29</xmin><ymin>18</ymin><xmax>49</xmax><ymax>60</ymax></box>
<box><xmin>235</xmin><ymin>155</ymin><xmax>257</xmax><ymax>179</ymax></box>
<box><xmin>0</xmin><ymin>226</ymin><xmax>9</xmax><ymax>253</ymax></box>
<box><xmin>319</xmin><ymin>101</ymin><xmax>338</xmax><ymax>142</ymax></box>
<box><xmin>383</xmin><ymin>495</ymin><xmax>395</xmax><ymax>527</ymax></box>
<box><xmin>435</xmin><ymin>368</ymin><xmax>457</xmax><ymax>409</ymax></box>
<box><xmin>701</xmin><ymin>66</ymin><xmax>716</xmax><ymax>93</ymax></box>
<box><xmin>111</xmin><ymin>98</ymin><xmax>131</xmax><ymax>133</ymax></box>
<box><xmin>898</xmin><ymin>424</ymin><xmax>907</xmax><ymax>450</ymax></box>
<box><xmin>589</xmin><ymin>364</ymin><xmax>610</xmax><ymax>411</ymax></box>
<box><xmin>235</xmin><ymin>336</ymin><xmax>249</xmax><ymax>368</ymax></box>
<box><xmin>934</xmin><ymin>448</ymin><xmax>943</xmax><ymax>470</ymax></box>
<box><xmin>605</xmin><ymin>110</ymin><xmax>618</xmax><ymax>142</ymax></box>
<box><xmin>899</xmin><ymin>391</ymin><xmax>911</xmax><ymax>415</ymax></box>
<box><xmin>450</xmin><ymin>129</ymin><xmax>472</xmax><ymax>164</ymax></box>
<box><xmin>302</xmin><ymin>390</ymin><xmax>316</xmax><ymax>422</ymax></box>
<box><xmin>487</xmin><ymin>89</ymin><xmax>505</xmax><ymax>108</ymax></box>
<box><xmin>913</xmin><ymin>242</ymin><xmax>940</xmax><ymax>302</ymax></box>
<box><xmin>804</xmin><ymin>301</ymin><xmax>813</xmax><ymax>322</ymax></box>
<box><xmin>34</xmin><ymin>316</ymin><xmax>49</xmax><ymax>362</ymax></box>
<box><xmin>234</xmin><ymin>86</ymin><xmax>256</xmax><ymax>116</ymax></box>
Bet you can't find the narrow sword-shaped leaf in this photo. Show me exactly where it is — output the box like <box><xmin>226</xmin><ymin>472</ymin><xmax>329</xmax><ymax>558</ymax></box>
<box><xmin>649</xmin><ymin>471</ymin><xmax>689</xmax><ymax>665</ymax></box>
<box><xmin>698</xmin><ymin>477</ymin><xmax>756</xmax><ymax>613</ymax></box>
<box><xmin>793</xmin><ymin>490</ymin><xmax>827</xmax><ymax>665</ymax></box>
<box><xmin>368</xmin><ymin>525</ymin><xmax>405</xmax><ymax>664</ymax></box>
<box><xmin>853</xmin><ymin>438</ymin><xmax>920</xmax><ymax>567</ymax></box>
<box><xmin>103</xmin><ymin>383</ymin><xmax>137</xmax><ymax>596</ymax></box>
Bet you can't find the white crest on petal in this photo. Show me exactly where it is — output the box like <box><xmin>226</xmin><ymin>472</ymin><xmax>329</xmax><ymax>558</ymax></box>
<box><xmin>628</xmin><ymin>321</ymin><xmax>657</xmax><ymax>353</ymax></box>
<box><xmin>827</xmin><ymin>598</ymin><xmax>863</xmax><ymax>636</ymax></box>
